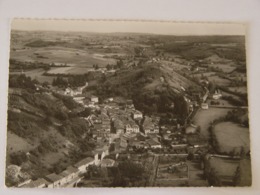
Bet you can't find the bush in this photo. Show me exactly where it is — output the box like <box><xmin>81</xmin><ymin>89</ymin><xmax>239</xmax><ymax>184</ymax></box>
<box><xmin>10</xmin><ymin>152</ymin><xmax>27</xmax><ymax>166</ymax></box>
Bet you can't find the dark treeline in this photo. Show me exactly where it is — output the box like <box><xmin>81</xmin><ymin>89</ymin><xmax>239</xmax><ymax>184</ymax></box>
<box><xmin>52</xmin><ymin>72</ymin><xmax>99</xmax><ymax>87</ymax></box>
<box><xmin>9</xmin><ymin>74</ymin><xmax>38</xmax><ymax>89</ymax></box>
<box><xmin>9</xmin><ymin>59</ymin><xmax>69</xmax><ymax>71</ymax></box>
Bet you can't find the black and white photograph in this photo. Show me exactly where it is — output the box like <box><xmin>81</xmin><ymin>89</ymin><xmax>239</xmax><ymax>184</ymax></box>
<box><xmin>5</xmin><ymin>19</ymin><xmax>251</xmax><ymax>188</ymax></box>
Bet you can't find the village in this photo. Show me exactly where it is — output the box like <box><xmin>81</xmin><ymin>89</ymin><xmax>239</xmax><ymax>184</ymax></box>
<box><xmin>13</xmin><ymin>73</ymin><xmax>220</xmax><ymax>188</ymax></box>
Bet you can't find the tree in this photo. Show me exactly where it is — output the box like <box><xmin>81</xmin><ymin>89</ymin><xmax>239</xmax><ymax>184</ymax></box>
<box><xmin>10</xmin><ymin>152</ymin><xmax>27</xmax><ymax>166</ymax></box>
<box><xmin>42</xmin><ymin>81</ymin><xmax>49</xmax><ymax>88</ymax></box>
<box><xmin>233</xmin><ymin>166</ymin><xmax>241</xmax><ymax>186</ymax></box>
<box><xmin>111</xmin><ymin>160</ymin><xmax>145</xmax><ymax>187</ymax></box>
<box><xmin>86</xmin><ymin>165</ymin><xmax>100</xmax><ymax>179</ymax></box>
<box><xmin>116</xmin><ymin>59</ymin><xmax>123</xmax><ymax>69</ymax></box>
<box><xmin>93</xmin><ymin>64</ymin><xmax>99</xmax><ymax>70</ymax></box>
<box><xmin>187</xmin><ymin>152</ymin><xmax>194</xmax><ymax>160</ymax></box>
<box><xmin>52</xmin><ymin>76</ymin><xmax>68</xmax><ymax>87</ymax></box>
<box><xmin>208</xmin><ymin>168</ymin><xmax>221</xmax><ymax>186</ymax></box>
<box><xmin>55</xmin><ymin>111</ymin><xmax>68</xmax><ymax>121</ymax></box>
<box><xmin>106</xmin><ymin>64</ymin><xmax>112</xmax><ymax>70</ymax></box>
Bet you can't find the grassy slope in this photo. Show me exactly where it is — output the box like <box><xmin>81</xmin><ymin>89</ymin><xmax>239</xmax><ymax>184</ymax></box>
<box><xmin>6</xmin><ymin>89</ymin><xmax>94</xmax><ymax>185</ymax></box>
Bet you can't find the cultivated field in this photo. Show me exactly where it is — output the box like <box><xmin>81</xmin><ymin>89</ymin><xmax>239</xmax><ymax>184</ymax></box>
<box><xmin>205</xmin><ymin>54</ymin><xmax>232</xmax><ymax>63</ymax></box>
<box><xmin>10</xmin><ymin>47</ymin><xmax>116</xmax><ymax>68</ymax></box>
<box><xmin>206</xmin><ymin>156</ymin><xmax>251</xmax><ymax>186</ymax></box>
<box><xmin>193</xmin><ymin>108</ymin><xmax>232</xmax><ymax>139</ymax></box>
<box><xmin>46</xmin><ymin>67</ymin><xmax>95</xmax><ymax>75</ymax></box>
<box><xmin>156</xmin><ymin>163</ymin><xmax>188</xmax><ymax>180</ymax></box>
<box><xmin>239</xmin><ymin>159</ymin><xmax>252</xmax><ymax>186</ymax></box>
<box><xmin>154</xmin><ymin>156</ymin><xmax>207</xmax><ymax>187</ymax></box>
<box><xmin>221</xmin><ymin>91</ymin><xmax>242</xmax><ymax>102</ymax></box>
<box><xmin>207</xmin><ymin>75</ymin><xmax>231</xmax><ymax>86</ymax></box>
<box><xmin>228</xmin><ymin>86</ymin><xmax>248</xmax><ymax>94</ymax></box>
<box><xmin>208</xmin><ymin>156</ymin><xmax>239</xmax><ymax>180</ymax></box>
<box><xmin>192</xmin><ymin>71</ymin><xmax>216</xmax><ymax>78</ymax></box>
<box><xmin>187</xmin><ymin>161</ymin><xmax>203</xmax><ymax>180</ymax></box>
<box><xmin>213</xmin><ymin>122</ymin><xmax>250</xmax><ymax>154</ymax></box>
<box><xmin>210</xmin><ymin>63</ymin><xmax>237</xmax><ymax>73</ymax></box>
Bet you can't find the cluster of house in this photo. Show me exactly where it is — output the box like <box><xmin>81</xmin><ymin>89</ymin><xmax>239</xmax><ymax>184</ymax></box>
<box><xmin>143</xmin><ymin>116</ymin><xmax>160</xmax><ymax>134</ymax></box>
<box><xmin>64</xmin><ymin>82</ymin><xmax>89</xmax><ymax>96</ymax></box>
<box><xmin>110</xmin><ymin>108</ymin><xmax>142</xmax><ymax>136</ymax></box>
<box><xmin>87</xmin><ymin>100</ymin><xmax>164</xmax><ymax>146</ymax></box>
<box><xmin>201</xmin><ymin>89</ymin><xmax>222</xmax><ymax>109</ymax></box>
<box><xmin>85</xmin><ymin>105</ymin><xmax>144</xmax><ymax>143</ymax></box>
<box><xmin>54</xmin><ymin>81</ymin><xmax>101</xmax><ymax>107</ymax></box>
<box><xmin>112</xmin><ymin>131</ymin><xmax>162</xmax><ymax>153</ymax></box>
<box><xmin>19</xmin><ymin>147</ymin><xmax>115</xmax><ymax>188</ymax></box>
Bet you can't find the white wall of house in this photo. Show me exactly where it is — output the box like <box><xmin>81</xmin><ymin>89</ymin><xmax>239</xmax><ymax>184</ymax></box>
<box><xmin>91</xmin><ymin>97</ymin><xmax>99</xmax><ymax>103</ymax></box>
<box><xmin>53</xmin><ymin>180</ymin><xmax>61</xmax><ymax>188</ymax></box>
<box><xmin>133</xmin><ymin>113</ymin><xmax>143</xmax><ymax>119</ymax></box>
<box><xmin>151</xmin><ymin>145</ymin><xmax>162</xmax><ymax>149</ymax></box>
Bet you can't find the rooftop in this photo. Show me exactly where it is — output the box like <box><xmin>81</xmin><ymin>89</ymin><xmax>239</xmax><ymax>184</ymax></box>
<box><xmin>74</xmin><ymin>157</ymin><xmax>94</xmax><ymax>168</ymax></box>
<box><xmin>45</xmin><ymin>173</ymin><xmax>63</xmax><ymax>183</ymax></box>
<box><xmin>21</xmin><ymin>178</ymin><xmax>49</xmax><ymax>188</ymax></box>
<box><xmin>60</xmin><ymin>166</ymin><xmax>79</xmax><ymax>177</ymax></box>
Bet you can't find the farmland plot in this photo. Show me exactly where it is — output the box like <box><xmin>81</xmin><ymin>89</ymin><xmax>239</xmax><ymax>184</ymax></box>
<box><xmin>213</xmin><ymin>122</ymin><xmax>250</xmax><ymax>154</ymax></box>
<box><xmin>193</xmin><ymin>108</ymin><xmax>232</xmax><ymax>139</ymax></box>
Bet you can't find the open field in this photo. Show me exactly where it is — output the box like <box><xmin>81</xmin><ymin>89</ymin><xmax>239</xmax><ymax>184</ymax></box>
<box><xmin>187</xmin><ymin>161</ymin><xmax>204</xmax><ymax>180</ymax></box>
<box><xmin>239</xmin><ymin>159</ymin><xmax>252</xmax><ymax>186</ymax></box>
<box><xmin>155</xmin><ymin>156</ymin><xmax>207</xmax><ymax>187</ymax></box>
<box><xmin>208</xmin><ymin>156</ymin><xmax>239</xmax><ymax>180</ymax></box>
<box><xmin>221</xmin><ymin>91</ymin><xmax>242</xmax><ymax>102</ymax></box>
<box><xmin>46</xmin><ymin>66</ymin><xmax>95</xmax><ymax>75</ymax></box>
<box><xmin>10</xmin><ymin>46</ymin><xmax>116</xmax><ymax>67</ymax></box>
<box><xmin>204</xmin><ymin>54</ymin><xmax>232</xmax><ymax>63</ymax></box>
<box><xmin>213</xmin><ymin>122</ymin><xmax>250</xmax><ymax>154</ymax></box>
<box><xmin>160</xmin><ymin>60</ymin><xmax>190</xmax><ymax>71</ymax></box>
<box><xmin>210</xmin><ymin>43</ymin><xmax>238</xmax><ymax>47</ymax></box>
<box><xmin>206</xmin><ymin>156</ymin><xmax>251</xmax><ymax>186</ymax></box>
<box><xmin>207</xmin><ymin>75</ymin><xmax>231</xmax><ymax>86</ymax></box>
<box><xmin>6</xmin><ymin>131</ymin><xmax>35</xmax><ymax>155</ymax></box>
<box><xmin>10</xmin><ymin>68</ymin><xmax>55</xmax><ymax>83</ymax></box>
<box><xmin>210</xmin><ymin>63</ymin><xmax>237</xmax><ymax>73</ymax></box>
<box><xmin>156</xmin><ymin>163</ymin><xmax>188</xmax><ymax>180</ymax></box>
<box><xmin>207</xmin><ymin>99</ymin><xmax>233</xmax><ymax>107</ymax></box>
<box><xmin>193</xmin><ymin>108</ymin><xmax>232</xmax><ymax>139</ymax></box>
<box><xmin>228</xmin><ymin>86</ymin><xmax>248</xmax><ymax>94</ymax></box>
<box><xmin>192</xmin><ymin>71</ymin><xmax>216</xmax><ymax>78</ymax></box>
<box><xmin>156</xmin><ymin>156</ymin><xmax>188</xmax><ymax>181</ymax></box>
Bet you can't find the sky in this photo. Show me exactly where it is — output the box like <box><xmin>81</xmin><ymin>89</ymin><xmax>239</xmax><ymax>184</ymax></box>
<box><xmin>11</xmin><ymin>19</ymin><xmax>246</xmax><ymax>36</ymax></box>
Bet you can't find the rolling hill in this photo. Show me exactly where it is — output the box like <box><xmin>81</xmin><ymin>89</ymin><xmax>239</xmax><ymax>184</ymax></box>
<box><xmin>92</xmin><ymin>62</ymin><xmax>200</xmax><ymax>117</ymax></box>
<box><xmin>6</xmin><ymin>82</ymin><xmax>94</xmax><ymax>186</ymax></box>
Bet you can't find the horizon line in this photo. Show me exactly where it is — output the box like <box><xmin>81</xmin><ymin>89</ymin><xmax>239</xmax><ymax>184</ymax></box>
<box><xmin>11</xmin><ymin>29</ymin><xmax>246</xmax><ymax>37</ymax></box>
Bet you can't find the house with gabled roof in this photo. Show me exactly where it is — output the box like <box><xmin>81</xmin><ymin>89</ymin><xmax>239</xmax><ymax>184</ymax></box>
<box><xmin>146</xmin><ymin>139</ymin><xmax>162</xmax><ymax>149</ymax></box>
<box><xmin>59</xmin><ymin>166</ymin><xmax>79</xmax><ymax>185</ymax></box>
<box><xmin>132</xmin><ymin>110</ymin><xmax>143</xmax><ymax>119</ymax></box>
<box><xmin>74</xmin><ymin>157</ymin><xmax>95</xmax><ymax>174</ymax></box>
<box><xmin>44</xmin><ymin>173</ymin><xmax>64</xmax><ymax>188</ymax></box>
<box><xmin>20</xmin><ymin>178</ymin><xmax>49</xmax><ymax>188</ymax></box>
